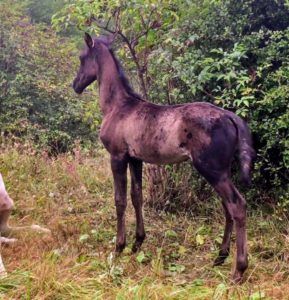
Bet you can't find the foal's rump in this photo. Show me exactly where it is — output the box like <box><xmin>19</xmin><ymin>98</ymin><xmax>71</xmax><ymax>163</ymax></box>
<box><xmin>179</xmin><ymin>102</ymin><xmax>255</xmax><ymax>185</ymax></box>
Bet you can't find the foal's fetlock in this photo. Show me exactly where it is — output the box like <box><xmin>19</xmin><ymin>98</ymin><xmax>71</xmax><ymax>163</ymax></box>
<box><xmin>232</xmin><ymin>258</ymin><xmax>248</xmax><ymax>284</ymax></box>
<box><xmin>115</xmin><ymin>240</ymin><xmax>126</xmax><ymax>254</ymax></box>
<box><xmin>132</xmin><ymin>233</ymin><xmax>146</xmax><ymax>253</ymax></box>
<box><xmin>213</xmin><ymin>250</ymin><xmax>229</xmax><ymax>266</ymax></box>
<box><xmin>232</xmin><ymin>270</ymin><xmax>244</xmax><ymax>284</ymax></box>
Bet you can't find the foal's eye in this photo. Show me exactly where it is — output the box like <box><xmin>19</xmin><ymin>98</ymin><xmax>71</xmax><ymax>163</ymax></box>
<box><xmin>79</xmin><ymin>56</ymin><xmax>85</xmax><ymax>65</ymax></box>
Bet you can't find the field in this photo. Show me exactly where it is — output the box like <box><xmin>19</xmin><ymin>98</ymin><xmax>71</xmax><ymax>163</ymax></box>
<box><xmin>0</xmin><ymin>144</ymin><xmax>288</xmax><ymax>299</ymax></box>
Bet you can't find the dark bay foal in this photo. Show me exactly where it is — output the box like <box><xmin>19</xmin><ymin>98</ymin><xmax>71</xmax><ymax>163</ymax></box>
<box><xmin>73</xmin><ymin>33</ymin><xmax>255</xmax><ymax>283</ymax></box>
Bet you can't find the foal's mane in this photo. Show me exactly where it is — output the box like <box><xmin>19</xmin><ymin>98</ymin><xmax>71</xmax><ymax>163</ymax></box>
<box><xmin>96</xmin><ymin>38</ymin><xmax>143</xmax><ymax>101</ymax></box>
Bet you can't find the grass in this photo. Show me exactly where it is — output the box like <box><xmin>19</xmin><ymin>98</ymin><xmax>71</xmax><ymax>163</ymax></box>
<box><xmin>0</xmin><ymin>143</ymin><xmax>288</xmax><ymax>299</ymax></box>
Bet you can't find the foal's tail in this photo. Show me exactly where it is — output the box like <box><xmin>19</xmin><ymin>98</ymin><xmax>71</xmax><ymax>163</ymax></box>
<box><xmin>229</xmin><ymin>115</ymin><xmax>256</xmax><ymax>186</ymax></box>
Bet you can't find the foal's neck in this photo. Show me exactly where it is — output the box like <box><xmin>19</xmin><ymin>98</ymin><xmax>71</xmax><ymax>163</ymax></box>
<box><xmin>97</xmin><ymin>46</ymin><xmax>130</xmax><ymax>115</ymax></box>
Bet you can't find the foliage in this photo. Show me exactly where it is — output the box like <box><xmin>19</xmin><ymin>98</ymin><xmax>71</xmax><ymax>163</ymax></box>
<box><xmin>54</xmin><ymin>0</ymin><xmax>288</xmax><ymax>200</ymax></box>
<box><xmin>147</xmin><ymin>0</ymin><xmax>289</xmax><ymax>192</ymax></box>
<box><xmin>0</xmin><ymin>1</ymin><xmax>100</xmax><ymax>153</ymax></box>
<box><xmin>27</xmin><ymin>0</ymin><xmax>66</xmax><ymax>24</ymax></box>
<box><xmin>52</xmin><ymin>0</ymin><xmax>179</xmax><ymax>98</ymax></box>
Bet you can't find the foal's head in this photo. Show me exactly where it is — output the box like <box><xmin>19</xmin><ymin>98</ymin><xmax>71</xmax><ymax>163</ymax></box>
<box><xmin>73</xmin><ymin>33</ymin><xmax>111</xmax><ymax>94</ymax></box>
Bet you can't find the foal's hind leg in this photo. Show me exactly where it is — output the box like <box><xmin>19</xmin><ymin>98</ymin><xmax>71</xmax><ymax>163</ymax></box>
<box><xmin>194</xmin><ymin>160</ymin><xmax>248</xmax><ymax>283</ymax></box>
<box><xmin>214</xmin><ymin>200</ymin><xmax>233</xmax><ymax>266</ymax></box>
<box><xmin>214</xmin><ymin>178</ymin><xmax>248</xmax><ymax>283</ymax></box>
<box><xmin>129</xmin><ymin>158</ymin><xmax>146</xmax><ymax>252</ymax></box>
<box><xmin>111</xmin><ymin>155</ymin><xmax>128</xmax><ymax>253</ymax></box>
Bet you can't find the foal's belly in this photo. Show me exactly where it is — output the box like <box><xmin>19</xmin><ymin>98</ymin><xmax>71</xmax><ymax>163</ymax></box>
<box><xmin>127</xmin><ymin>142</ymin><xmax>191</xmax><ymax>164</ymax></box>
<box><xmin>133</xmin><ymin>152</ymin><xmax>190</xmax><ymax>164</ymax></box>
<box><xmin>125</xmin><ymin>115</ymin><xmax>192</xmax><ymax>164</ymax></box>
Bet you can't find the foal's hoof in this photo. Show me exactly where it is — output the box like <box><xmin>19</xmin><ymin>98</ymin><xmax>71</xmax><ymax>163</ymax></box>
<box><xmin>213</xmin><ymin>251</ymin><xmax>229</xmax><ymax>267</ymax></box>
<box><xmin>232</xmin><ymin>259</ymin><xmax>247</xmax><ymax>284</ymax></box>
<box><xmin>213</xmin><ymin>256</ymin><xmax>226</xmax><ymax>267</ymax></box>
<box><xmin>115</xmin><ymin>242</ymin><xmax>126</xmax><ymax>254</ymax></box>
<box><xmin>231</xmin><ymin>271</ymin><xmax>244</xmax><ymax>284</ymax></box>
<box><xmin>132</xmin><ymin>234</ymin><xmax>146</xmax><ymax>253</ymax></box>
<box><xmin>232</xmin><ymin>270</ymin><xmax>245</xmax><ymax>284</ymax></box>
<box><xmin>132</xmin><ymin>240</ymin><xmax>142</xmax><ymax>253</ymax></box>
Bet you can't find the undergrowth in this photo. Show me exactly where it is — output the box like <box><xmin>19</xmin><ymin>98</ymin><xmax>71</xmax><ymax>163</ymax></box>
<box><xmin>0</xmin><ymin>144</ymin><xmax>288</xmax><ymax>299</ymax></box>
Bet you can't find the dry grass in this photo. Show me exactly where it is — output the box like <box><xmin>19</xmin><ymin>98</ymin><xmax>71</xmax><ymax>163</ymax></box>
<box><xmin>0</xmin><ymin>144</ymin><xmax>288</xmax><ymax>299</ymax></box>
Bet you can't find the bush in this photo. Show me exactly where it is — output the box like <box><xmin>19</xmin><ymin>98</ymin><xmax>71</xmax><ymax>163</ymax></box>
<box><xmin>10</xmin><ymin>0</ymin><xmax>289</xmax><ymax>208</ymax></box>
<box><xmin>0</xmin><ymin>1</ymin><xmax>100</xmax><ymax>154</ymax></box>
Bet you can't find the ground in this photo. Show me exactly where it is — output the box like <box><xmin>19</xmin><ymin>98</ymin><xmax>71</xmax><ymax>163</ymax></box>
<box><xmin>0</xmin><ymin>144</ymin><xmax>288</xmax><ymax>299</ymax></box>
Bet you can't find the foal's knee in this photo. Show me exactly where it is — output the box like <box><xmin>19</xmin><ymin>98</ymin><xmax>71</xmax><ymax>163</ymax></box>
<box><xmin>115</xmin><ymin>202</ymin><xmax>127</xmax><ymax>217</ymax></box>
<box><xmin>131</xmin><ymin>184</ymin><xmax>141</xmax><ymax>199</ymax></box>
<box><xmin>130</xmin><ymin>186</ymin><xmax>142</xmax><ymax>208</ymax></box>
<box><xmin>0</xmin><ymin>196</ymin><xmax>14</xmax><ymax>212</ymax></box>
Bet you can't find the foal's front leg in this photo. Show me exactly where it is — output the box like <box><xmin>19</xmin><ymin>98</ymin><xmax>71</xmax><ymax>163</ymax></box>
<box><xmin>129</xmin><ymin>158</ymin><xmax>146</xmax><ymax>252</ymax></box>
<box><xmin>111</xmin><ymin>155</ymin><xmax>128</xmax><ymax>253</ymax></box>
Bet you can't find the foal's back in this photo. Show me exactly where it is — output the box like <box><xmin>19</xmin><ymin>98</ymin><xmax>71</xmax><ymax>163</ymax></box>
<box><xmin>102</xmin><ymin>99</ymin><xmax>239</xmax><ymax>166</ymax></box>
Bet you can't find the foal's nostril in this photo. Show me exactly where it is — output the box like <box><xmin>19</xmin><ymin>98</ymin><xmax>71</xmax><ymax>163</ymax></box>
<box><xmin>72</xmin><ymin>79</ymin><xmax>79</xmax><ymax>92</ymax></box>
<box><xmin>72</xmin><ymin>79</ymin><xmax>83</xmax><ymax>94</ymax></box>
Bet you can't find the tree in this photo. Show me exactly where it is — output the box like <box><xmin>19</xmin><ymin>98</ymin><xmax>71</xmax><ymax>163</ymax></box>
<box><xmin>53</xmin><ymin>0</ymin><xmax>180</xmax><ymax>99</ymax></box>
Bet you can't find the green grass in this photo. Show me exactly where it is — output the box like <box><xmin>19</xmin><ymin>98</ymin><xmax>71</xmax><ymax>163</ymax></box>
<box><xmin>0</xmin><ymin>143</ymin><xmax>288</xmax><ymax>299</ymax></box>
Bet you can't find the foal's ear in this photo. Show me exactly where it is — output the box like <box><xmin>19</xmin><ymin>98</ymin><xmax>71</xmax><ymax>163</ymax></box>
<box><xmin>107</xmin><ymin>33</ymin><xmax>117</xmax><ymax>46</ymax></box>
<box><xmin>84</xmin><ymin>32</ymin><xmax>94</xmax><ymax>49</ymax></box>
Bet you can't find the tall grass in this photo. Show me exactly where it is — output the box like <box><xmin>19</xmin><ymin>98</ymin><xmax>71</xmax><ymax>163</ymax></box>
<box><xmin>0</xmin><ymin>143</ymin><xmax>288</xmax><ymax>299</ymax></box>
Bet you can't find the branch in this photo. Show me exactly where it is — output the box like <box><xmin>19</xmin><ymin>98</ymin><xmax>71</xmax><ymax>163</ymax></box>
<box><xmin>91</xmin><ymin>9</ymin><xmax>149</xmax><ymax>99</ymax></box>
<box><xmin>91</xmin><ymin>16</ymin><xmax>115</xmax><ymax>33</ymax></box>
<box><xmin>203</xmin><ymin>89</ymin><xmax>215</xmax><ymax>100</ymax></box>
<box><xmin>117</xmin><ymin>31</ymin><xmax>148</xmax><ymax>99</ymax></box>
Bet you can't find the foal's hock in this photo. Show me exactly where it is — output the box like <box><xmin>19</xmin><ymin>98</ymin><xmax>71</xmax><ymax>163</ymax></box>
<box><xmin>73</xmin><ymin>33</ymin><xmax>255</xmax><ymax>283</ymax></box>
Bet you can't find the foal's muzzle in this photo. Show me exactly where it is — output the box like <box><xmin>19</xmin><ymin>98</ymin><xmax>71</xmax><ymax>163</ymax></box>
<box><xmin>73</xmin><ymin>78</ymin><xmax>84</xmax><ymax>94</ymax></box>
<box><xmin>72</xmin><ymin>75</ymin><xmax>96</xmax><ymax>94</ymax></box>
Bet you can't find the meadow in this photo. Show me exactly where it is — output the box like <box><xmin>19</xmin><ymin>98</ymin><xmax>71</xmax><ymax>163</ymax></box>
<box><xmin>0</xmin><ymin>143</ymin><xmax>288</xmax><ymax>300</ymax></box>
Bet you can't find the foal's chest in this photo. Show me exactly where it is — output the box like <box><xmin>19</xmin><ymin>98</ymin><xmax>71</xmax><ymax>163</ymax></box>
<box><xmin>99</xmin><ymin>117</ymin><xmax>127</xmax><ymax>155</ymax></box>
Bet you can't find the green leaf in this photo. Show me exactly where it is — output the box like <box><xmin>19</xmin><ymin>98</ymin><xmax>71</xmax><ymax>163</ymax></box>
<box><xmin>168</xmin><ymin>263</ymin><xmax>185</xmax><ymax>273</ymax></box>
<box><xmin>165</xmin><ymin>229</ymin><xmax>178</xmax><ymax>238</ymax></box>
<box><xmin>136</xmin><ymin>251</ymin><xmax>146</xmax><ymax>263</ymax></box>
<box><xmin>196</xmin><ymin>234</ymin><xmax>205</xmax><ymax>245</ymax></box>
<box><xmin>249</xmin><ymin>291</ymin><xmax>266</xmax><ymax>300</ymax></box>
<box><xmin>79</xmin><ymin>234</ymin><xmax>89</xmax><ymax>242</ymax></box>
<box><xmin>178</xmin><ymin>245</ymin><xmax>187</xmax><ymax>255</ymax></box>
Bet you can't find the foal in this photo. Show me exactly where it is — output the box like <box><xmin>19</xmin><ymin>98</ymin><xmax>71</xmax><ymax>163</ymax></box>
<box><xmin>0</xmin><ymin>174</ymin><xmax>50</xmax><ymax>276</ymax></box>
<box><xmin>73</xmin><ymin>33</ymin><xmax>255</xmax><ymax>283</ymax></box>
